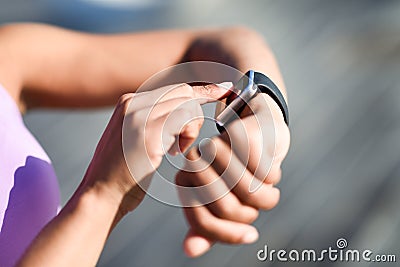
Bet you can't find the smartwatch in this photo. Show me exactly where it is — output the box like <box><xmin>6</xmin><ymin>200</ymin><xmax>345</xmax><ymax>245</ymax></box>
<box><xmin>215</xmin><ymin>70</ymin><xmax>289</xmax><ymax>132</ymax></box>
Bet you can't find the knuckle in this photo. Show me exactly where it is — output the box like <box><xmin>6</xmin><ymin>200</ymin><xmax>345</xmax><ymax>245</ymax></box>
<box><xmin>175</xmin><ymin>171</ymin><xmax>191</xmax><ymax>187</ymax></box>
<box><xmin>176</xmin><ymin>83</ymin><xmax>195</xmax><ymax>97</ymax></box>
<box><xmin>268</xmin><ymin>173</ymin><xmax>282</xmax><ymax>186</ymax></box>
<box><xmin>247</xmin><ymin>209</ymin><xmax>260</xmax><ymax>223</ymax></box>
<box><xmin>175</xmin><ymin>171</ymin><xmax>184</xmax><ymax>186</ymax></box>
<box><xmin>227</xmin><ymin>233</ymin><xmax>245</xmax><ymax>244</ymax></box>
<box><xmin>246</xmin><ymin>193</ymin><xmax>262</xmax><ymax>208</ymax></box>
<box><xmin>192</xmin><ymin>212</ymin><xmax>209</xmax><ymax>231</ymax></box>
<box><xmin>224</xmin><ymin>204</ymin><xmax>258</xmax><ymax>224</ymax></box>
<box><xmin>117</xmin><ymin>93</ymin><xmax>134</xmax><ymax>108</ymax></box>
<box><xmin>244</xmin><ymin>183</ymin><xmax>277</xmax><ymax>210</ymax></box>
<box><xmin>265</xmin><ymin>165</ymin><xmax>282</xmax><ymax>185</ymax></box>
<box><xmin>185</xmin><ymin>146</ymin><xmax>201</xmax><ymax>161</ymax></box>
<box><xmin>212</xmin><ymin>196</ymin><xmax>259</xmax><ymax>224</ymax></box>
<box><xmin>260</xmin><ymin>188</ymin><xmax>280</xmax><ymax>210</ymax></box>
<box><xmin>199</xmin><ymin>137</ymin><xmax>221</xmax><ymax>163</ymax></box>
<box><xmin>217</xmin><ymin>201</ymin><xmax>236</xmax><ymax>219</ymax></box>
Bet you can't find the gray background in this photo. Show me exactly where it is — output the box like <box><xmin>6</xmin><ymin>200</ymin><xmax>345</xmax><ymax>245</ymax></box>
<box><xmin>1</xmin><ymin>0</ymin><xmax>399</xmax><ymax>266</ymax></box>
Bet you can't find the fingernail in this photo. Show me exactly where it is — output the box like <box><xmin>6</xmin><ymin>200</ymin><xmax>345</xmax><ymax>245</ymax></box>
<box><xmin>216</xmin><ymin>82</ymin><xmax>233</xmax><ymax>90</ymax></box>
<box><xmin>242</xmin><ymin>230</ymin><xmax>259</xmax><ymax>244</ymax></box>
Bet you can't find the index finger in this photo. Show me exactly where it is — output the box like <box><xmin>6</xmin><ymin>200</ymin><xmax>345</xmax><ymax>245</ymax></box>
<box><xmin>130</xmin><ymin>82</ymin><xmax>231</xmax><ymax>113</ymax></box>
<box><xmin>189</xmin><ymin>82</ymin><xmax>232</xmax><ymax>104</ymax></box>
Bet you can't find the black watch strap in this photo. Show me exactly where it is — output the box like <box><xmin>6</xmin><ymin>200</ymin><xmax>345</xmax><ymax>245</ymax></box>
<box><xmin>253</xmin><ymin>71</ymin><xmax>289</xmax><ymax>126</ymax></box>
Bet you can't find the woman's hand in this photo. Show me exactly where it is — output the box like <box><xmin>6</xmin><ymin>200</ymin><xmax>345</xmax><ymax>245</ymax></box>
<box><xmin>171</xmin><ymin>26</ymin><xmax>290</xmax><ymax>258</ymax></box>
<box><xmin>17</xmin><ymin>83</ymin><xmax>227</xmax><ymax>267</ymax></box>
<box><xmin>176</xmin><ymin>93</ymin><xmax>290</xmax><ymax>257</ymax></box>
<box><xmin>81</xmin><ymin>83</ymin><xmax>227</xmax><ymax>222</ymax></box>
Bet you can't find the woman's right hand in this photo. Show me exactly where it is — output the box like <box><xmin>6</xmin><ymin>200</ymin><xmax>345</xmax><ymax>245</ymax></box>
<box><xmin>17</xmin><ymin>83</ymin><xmax>227</xmax><ymax>267</ymax></box>
<box><xmin>80</xmin><ymin>83</ymin><xmax>227</xmax><ymax>222</ymax></box>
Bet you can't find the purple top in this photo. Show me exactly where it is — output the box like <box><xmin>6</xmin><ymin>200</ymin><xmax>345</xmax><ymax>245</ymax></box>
<box><xmin>0</xmin><ymin>84</ymin><xmax>60</xmax><ymax>266</ymax></box>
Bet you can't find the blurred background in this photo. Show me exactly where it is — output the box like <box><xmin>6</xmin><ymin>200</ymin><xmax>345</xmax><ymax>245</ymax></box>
<box><xmin>1</xmin><ymin>0</ymin><xmax>399</xmax><ymax>266</ymax></box>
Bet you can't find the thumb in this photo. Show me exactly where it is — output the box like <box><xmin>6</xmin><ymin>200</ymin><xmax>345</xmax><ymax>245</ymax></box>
<box><xmin>191</xmin><ymin>82</ymin><xmax>233</xmax><ymax>104</ymax></box>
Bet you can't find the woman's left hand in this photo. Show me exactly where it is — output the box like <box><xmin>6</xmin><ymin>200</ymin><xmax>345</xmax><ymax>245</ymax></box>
<box><xmin>176</xmin><ymin>93</ymin><xmax>290</xmax><ymax>257</ymax></box>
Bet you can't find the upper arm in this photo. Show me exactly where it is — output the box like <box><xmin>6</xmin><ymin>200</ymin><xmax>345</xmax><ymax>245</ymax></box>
<box><xmin>0</xmin><ymin>23</ymin><xmax>101</xmax><ymax>111</ymax></box>
<box><xmin>0</xmin><ymin>23</ymin><xmax>89</xmax><ymax>111</ymax></box>
<box><xmin>0</xmin><ymin>23</ymin><xmax>196</xmax><ymax>110</ymax></box>
<box><xmin>0</xmin><ymin>24</ymin><xmax>25</xmax><ymax>106</ymax></box>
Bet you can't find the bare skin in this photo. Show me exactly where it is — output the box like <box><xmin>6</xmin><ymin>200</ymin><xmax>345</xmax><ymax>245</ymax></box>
<box><xmin>0</xmin><ymin>23</ymin><xmax>290</xmax><ymax>265</ymax></box>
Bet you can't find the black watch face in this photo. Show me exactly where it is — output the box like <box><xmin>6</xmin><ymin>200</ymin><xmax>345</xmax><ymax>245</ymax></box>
<box><xmin>215</xmin><ymin>71</ymin><xmax>258</xmax><ymax>130</ymax></box>
<box><xmin>226</xmin><ymin>73</ymin><xmax>249</xmax><ymax>105</ymax></box>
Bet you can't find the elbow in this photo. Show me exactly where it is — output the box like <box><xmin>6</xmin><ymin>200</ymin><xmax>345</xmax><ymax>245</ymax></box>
<box><xmin>222</xmin><ymin>25</ymin><xmax>273</xmax><ymax>51</ymax></box>
<box><xmin>223</xmin><ymin>26</ymin><xmax>265</xmax><ymax>41</ymax></box>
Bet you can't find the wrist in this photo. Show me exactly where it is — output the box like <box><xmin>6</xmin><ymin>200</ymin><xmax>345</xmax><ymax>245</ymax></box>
<box><xmin>260</xmin><ymin>93</ymin><xmax>288</xmax><ymax>125</ymax></box>
<box><xmin>81</xmin><ymin>171</ymin><xmax>146</xmax><ymax>223</ymax></box>
<box><xmin>78</xmin><ymin>179</ymin><xmax>123</xmax><ymax>216</ymax></box>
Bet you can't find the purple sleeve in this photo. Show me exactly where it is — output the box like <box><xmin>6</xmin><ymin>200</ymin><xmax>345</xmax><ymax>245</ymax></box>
<box><xmin>0</xmin><ymin>84</ymin><xmax>60</xmax><ymax>267</ymax></box>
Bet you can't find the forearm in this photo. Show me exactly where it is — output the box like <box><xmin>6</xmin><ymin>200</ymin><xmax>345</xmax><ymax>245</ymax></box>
<box><xmin>17</xmin><ymin>182</ymin><xmax>122</xmax><ymax>267</ymax></box>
